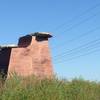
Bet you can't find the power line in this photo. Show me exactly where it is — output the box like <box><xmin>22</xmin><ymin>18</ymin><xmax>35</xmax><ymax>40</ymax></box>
<box><xmin>52</xmin><ymin>11</ymin><xmax>100</xmax><ymax>49</ymax></box>
<box><xmin>51</xmin><ymin>2</ymin><xmax>100</xmax><ymax>65</ymax></box>
<box><xmin>52</xmin><ymin>26</ymin><xmax>100</xmax><ymax>49</ymax></box>
<box><xmin>54</xmin><ymin>41</ymin><xmax>100</xmax><ymax>61</ymax></box>
<box><xmin>54</xmin><ymin>47</ymin><xmax>100</xmax><ymax>64</ymax></box>
<box><xmin>53</xmin><ymin>37</ymin><xmax>100</xmax><ymax>58</ymax></box>
<box><xmin>54</xmin><ymin>10</ymin><xmax>100</xmax><ymax>37</ymax></box>
<box><xmin>52</xmin><ymin>2</ymin><xmax>100</xmax><ymax>32</ymax></box>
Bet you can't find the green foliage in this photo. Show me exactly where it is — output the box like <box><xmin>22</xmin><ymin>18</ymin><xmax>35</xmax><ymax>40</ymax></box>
<box><xmin>0</xmin><ymin>75</ymin><xmax>100</xmax><ymax>100</ymax></box>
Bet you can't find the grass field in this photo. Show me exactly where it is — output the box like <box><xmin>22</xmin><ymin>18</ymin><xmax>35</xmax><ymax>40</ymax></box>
<box><xmin>0</xmin><ymin>75</ymin><xmax>100</xmax><ymax>100</ymax></box>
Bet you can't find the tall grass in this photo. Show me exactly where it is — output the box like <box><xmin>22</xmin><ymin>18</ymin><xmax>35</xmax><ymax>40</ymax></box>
<box><xmin>0</xmin><ymin>75</ymin><xmax>100</xmax><ymax>100</ymax></box>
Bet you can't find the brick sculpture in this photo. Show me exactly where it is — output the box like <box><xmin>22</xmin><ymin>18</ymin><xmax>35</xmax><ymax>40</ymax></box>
<box><xmin>0</xmin><ymin>32</ymin><xmax>53</xmax><ymax>78</ymax></box>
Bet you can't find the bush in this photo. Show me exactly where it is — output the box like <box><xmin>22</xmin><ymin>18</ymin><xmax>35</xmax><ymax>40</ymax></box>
<box><xmin>0</xmin><ymin>75</ymin><xmax>100</xmax><ymax>100</ymax></box>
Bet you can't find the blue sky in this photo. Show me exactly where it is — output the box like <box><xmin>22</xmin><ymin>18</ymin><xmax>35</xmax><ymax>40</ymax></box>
<box><xmin>0</xmin><ymin>0</ymin><xmax>100</xmax><ymax>81</ymax></box>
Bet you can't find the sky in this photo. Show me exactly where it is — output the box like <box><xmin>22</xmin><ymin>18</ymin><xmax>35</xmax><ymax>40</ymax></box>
<box><xmin>0</xmin><ymin>0</ymin><xmax>100</xmax><ymax>81</ymax></box>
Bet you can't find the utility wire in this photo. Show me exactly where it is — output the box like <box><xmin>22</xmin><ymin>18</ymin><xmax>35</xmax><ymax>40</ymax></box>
<box><xmin>53</xmin><ymin>11</ymin><xmax>100</xmax><ymax>37</ymax></box>
<box><xmin>52</xmin><ymin>4</ymin><xmax>100</xmax><ymax>49</ymax></box>
<box><xmin>53</xmin><ymin>37</ymin><xmax>100</xmax><ymax>58</ymax></box>
<box><xmin>54</xmin><ymin>47</ymin><xmax>100</xmax><ymax>64</ymax></box>
<box><xmin>52</xmin><ymin>11</ymin><xmax>100</xmax><ymax>49</ymax></box>
<box><xmin>52</xmin><ymin>2</ymin><xmax>100</xmax><ymax>32</ymax></box>
<box><xmin>51</xmin><ymin>2</ymin><xmax>100</xmax><ymax>64</ymax></box>
<box><xmin>54</xmin><ymin>41</ymin><xmax>100</xmax><ymax>61</ymax></box>
<box><xmin>52</xmin><ymin>26</ymin><xmax>100</xmax><ymax>49</ymax></box>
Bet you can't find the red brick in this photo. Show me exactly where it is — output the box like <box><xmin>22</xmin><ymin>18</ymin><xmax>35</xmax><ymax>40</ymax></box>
<box><xmin>8</xmin><ymin>32</ymin><xmax>53</xmax><ymax>78</ymax></box>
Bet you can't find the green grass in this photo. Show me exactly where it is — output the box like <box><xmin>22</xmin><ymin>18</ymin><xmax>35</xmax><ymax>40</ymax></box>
<box><xmin>0</xmin><ymin>75</ymin><xmax>100</xmax><ymax>100</ymax></box>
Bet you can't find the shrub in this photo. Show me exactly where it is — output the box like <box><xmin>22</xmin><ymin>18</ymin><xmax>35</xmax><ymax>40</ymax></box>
<box><xmin>0</xmin><ymin>75</ymin><xmax>100</xmax><ymax>100</ymax></box>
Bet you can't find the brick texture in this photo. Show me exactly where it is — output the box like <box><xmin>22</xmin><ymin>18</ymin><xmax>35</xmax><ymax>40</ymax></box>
<box><xmin>8</xmin><ymin>34</ymin><xmax>53</xmax><ymax>78</ymax></box>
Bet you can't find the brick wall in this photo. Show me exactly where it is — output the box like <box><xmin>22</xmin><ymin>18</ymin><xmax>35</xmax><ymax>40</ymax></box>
<box><xmin>8</xmin><ymin>33</ymin><xmax>53</xmax><ymax>78</ymax></box>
